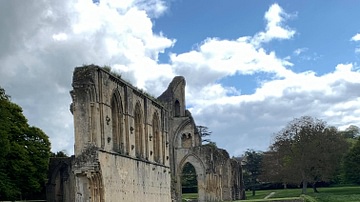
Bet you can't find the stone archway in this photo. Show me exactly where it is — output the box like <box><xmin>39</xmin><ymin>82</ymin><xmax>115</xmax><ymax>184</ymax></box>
<box><xmin>177</xmin><ymin>154</ymin><xmax>206</xmax><ymax>202</ymax></box>
<box><xmin>181</xmin><ymin>162</ymin><xmax>198</xmax><ymax>198</ymax></box>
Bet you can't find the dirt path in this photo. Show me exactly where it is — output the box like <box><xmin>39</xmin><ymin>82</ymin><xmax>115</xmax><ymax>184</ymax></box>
<box><xmin>264</xmin><ymin>191</ymin><xmax>276</xmax><ymax>199</ymax></box>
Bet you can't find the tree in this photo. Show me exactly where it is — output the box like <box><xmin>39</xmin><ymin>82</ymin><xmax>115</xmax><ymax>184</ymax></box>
<box><xmin>181</xmin><ymin>162</ymin><xmax>198</xmax><ymax>193</ymax></box>
<box><xmin>196</xmin><ymin>125</ymin><xmax>214</xmax><ymax>144</ymax></box>
<box><xmin>340</xmin><ymin>125</ymin><xmax>359</xmax><ymax>139</ymax></box>
<box><xmin>0</xmin><ymin>86</ymin><xmax>51</xmax><ymax>200</ymax></box>
<box><xmin>242</xmin><ymin>150</ymin><xmax>263</xmax><ymax>196</ymax></box>
<box><xmin>343</xmin><ymin>137</ymin><xmax>360</xmax><ymax>184</ymax></box>
<box><xmin>270</xmin><ymin>116</ymin><xmax>348</xmax><ymax>194</ymax></box>
<box><xmin>260</xmin><ymin>150</ymin><xmax>295</xmax><ymax>189</ymax></box>
<box><xmin>51</xmin><ymin>150</ymin><xmax>69</xmax><ymax>157</ymax></box>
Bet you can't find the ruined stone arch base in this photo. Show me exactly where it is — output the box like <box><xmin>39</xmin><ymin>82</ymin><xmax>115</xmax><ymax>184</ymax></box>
<box><xmin>46</xmin><ymin>65</ymin><xmax>244</xmax><ymax>202</ymax></box>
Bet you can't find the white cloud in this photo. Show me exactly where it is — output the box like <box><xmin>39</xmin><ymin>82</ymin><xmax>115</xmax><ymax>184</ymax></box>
<box><xmin>293</xmin><ymin>47</ymin><xmax>307</xmax><ymax>56</ymax></box>
<box><xmin>52</xmin><ymin>33</ymin><xmax>68</xmax><ymax>41</ymax></box>
<box><xmin>170</xmin><ymin>37</ymin><xmax>293</xmax><ymax>93</ymax></box>
<box><xmin>190</xmin><ymin>63</ymin><xmax>360</xmax><ymax>155</ymax></box>
<box><xmin>0</xmin><ymin>0</ymin><xmax>174</xmax><ymax>154</ymax></box>
<box><xmin>252</xmin><ymin>3</ymin><xmax>296</xmax><ymax>45</ymax></box>
<box><xmin>165</xmin><ymin>5</ymin><xmax>359</xmax><ymax>156</ymax></box>
<box><xmin>351</xmin><ymin>33</ymin><xmax>360</xmax><ymax>41</ymax></box>
<box><xmin>351</xmin><ymin>33</ymin><xmax>360</xmax><ymax>54</ymax></box>
<box><xmin>1</xmin><ymin>1</ymin><xmax>359</xmax><ymax>157</ymax></box>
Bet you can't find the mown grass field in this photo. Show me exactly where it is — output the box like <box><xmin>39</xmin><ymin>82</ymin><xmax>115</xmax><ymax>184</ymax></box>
<box><xmin>243</xmin><ymin>186</ymin><xmax>360</xmax><ymax>202</ymax></box>
<box><xmin>182</xmin><ymin>193</ymin><xmax>198</xmax><ymax>201</ymax></box>
<box><xmin>182</xmin><ymin>186</ymin><xmax>360</xmax><ymax>202</ymax></box>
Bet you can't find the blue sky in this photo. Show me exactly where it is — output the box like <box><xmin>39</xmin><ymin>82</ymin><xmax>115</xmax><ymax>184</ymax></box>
<box><xmin>153</xmin><ymin>0</ymin><xmax>360</xmax><ymax>93</ymax></box>
<box><xmin>1</xmin><ymin>0</ymin><xmax>360</xmax><ymax>156</ymax></box>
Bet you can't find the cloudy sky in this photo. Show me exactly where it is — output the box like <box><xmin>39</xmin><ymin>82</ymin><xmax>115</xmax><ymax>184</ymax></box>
<box><xmin>1</xmin><ymin>0</ymin><xmax>360</xmax><ymax>156</ymax></box>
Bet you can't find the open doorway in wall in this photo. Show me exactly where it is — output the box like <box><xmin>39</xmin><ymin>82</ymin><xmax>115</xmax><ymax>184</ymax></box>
<box><xmin>181</xmin><ymin>162</ymin><xmax>198</xmax><ymax>201</ymax></box>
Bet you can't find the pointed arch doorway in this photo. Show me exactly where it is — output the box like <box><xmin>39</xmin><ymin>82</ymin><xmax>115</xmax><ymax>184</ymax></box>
<box><xmin>178</xmin><ymin>154</ymin><xmax>206</xmax><ymax>202</ymax></box>
<box><xmin>181</xmin><ymin>162</ymin><xmax>198</xmax><ymax>200</ymax></box>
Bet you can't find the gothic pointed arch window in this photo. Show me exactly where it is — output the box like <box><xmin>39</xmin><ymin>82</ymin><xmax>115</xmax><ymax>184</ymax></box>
<box><xmin>134</xmin><ymin>102</ymin><xmax>144</xmax><ymax>158</ymax></box>
<box><xmin>174</xmin><ymin>100</ymin><xmax>180</xmax><ymax>117</ymax></box>
<box><xmin>111</xmin><ymin>92</ymin><xmax>124</xmax><ymax>154</ymax></box>
<box><xmin>152</xmin><ymin>112</ymin><xmax>161</xmax><ymax>163</ymax></box>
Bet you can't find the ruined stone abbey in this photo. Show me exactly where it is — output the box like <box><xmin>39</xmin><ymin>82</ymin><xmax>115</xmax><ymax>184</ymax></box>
<box><xmin>46</xmin><ymin>65</ymin><xmax>244</xmax><ymax>202</ymax></box>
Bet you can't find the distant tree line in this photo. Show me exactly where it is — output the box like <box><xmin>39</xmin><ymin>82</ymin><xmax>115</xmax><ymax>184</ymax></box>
<box><xmin>241</xmin><ymin>116</ymin><xmax>360</xmax><ymax>197</ymax></box>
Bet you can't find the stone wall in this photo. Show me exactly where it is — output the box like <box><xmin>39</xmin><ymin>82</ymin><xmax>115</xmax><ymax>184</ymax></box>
<box><xmin>46</xmin><ymin>157</ymin><xmax>75</xmax><ymax>202</ymax></box>
<box><xmin>46</xmin><ymin>65</ymin><xmax>244</xmax><ymax>202</ymax></box>
<box><xmin>98</xmin><ymin>151</ymin><xmax>171</xmax><ymax>202</ymax></box>
<box><xmin>70</xmin><ymin>66</ymin><xmax>171</xmax><ymax>202</ymax></box>
<box><xmin>158</xmin><ymin>76</ymin><xmax>244</xmax><ymax>202</ymax></box>
<box><xmin>71</xmin><ymin>66</ymin><xmax>170</xmax><ymax>164</ymax></box>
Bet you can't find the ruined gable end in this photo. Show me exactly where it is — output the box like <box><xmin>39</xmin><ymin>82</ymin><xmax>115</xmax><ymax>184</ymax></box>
<box><xmin>158</xmin><ymin>76</ymin><xmax>186</xmax><ymax>117</ymax></box>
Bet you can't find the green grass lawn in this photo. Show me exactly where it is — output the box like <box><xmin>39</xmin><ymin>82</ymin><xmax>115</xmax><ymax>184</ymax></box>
<box><xmin>241</xmin><ymin>186</ymin><xmax>360</xmax><ymax>202</ymax></box>
<box><xmin>243</xmin><ymin>189</ymin><xmax>303</xmax><ymax>201</ymax></box>
<box><xmin>182</xmin><ymin>193</ymin><xmax>198</xmax><ymax>201</ymax></box>
<box><xmin>306</xmin><ymin>186</ymin><xmax>360</xmax><ymax>202</ymax></box>
<box><xmin>182</xmin><ymin>186</ymin><xmax>360</xmax><ymax>202</ymax></box>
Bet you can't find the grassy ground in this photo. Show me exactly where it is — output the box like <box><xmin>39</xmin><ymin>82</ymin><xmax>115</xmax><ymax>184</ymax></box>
<box><xmin>182</xmin><ymin>193</ymin><xmax>198</xmax><ymax>201</ymax></box>
<box><xmin>245</xmin><ymin>188</ymin><xmax>305</xmax><ymax>200</ymax></box>
<box><xmin>182</xmin><ymin>186</ymin><xmax>360</xmax><ymax>202</ymax></box>
<box><xmin>306</xmin><ymin>186</ymin><xmax>360</xmax><ymax>202</ymax></box>
<box><xmin>243</xmin><ymin>186</ymin><xmax>360</xmax><ymax>202</ymax></box>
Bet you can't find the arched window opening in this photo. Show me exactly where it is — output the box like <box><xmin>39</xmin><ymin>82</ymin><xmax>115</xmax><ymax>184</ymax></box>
<box><xmin>181</xmin><ymin>133</ymin><xmax>192</xmax><ymax>148</ymax></box>
<box><xmin>111</xmin><ymin>94</ymin><xmax>124</xmax><ymax>154</ymax></box>
<box><xmin>174</xmin><ymin>100</ymin><xmax>180</xmax><ymax>117</ymax></box>
<box><xmin>111</xmin><ymin>97</ymin><xmax>119</xmax><ymax>152</ymax></box>
<box><xmin>153</xmin><ymin>113</ymin><xmax>161</xmax><ymax>163</ymax></box>
<box><xmin>135</xmin><ymin>103</ymin><xmax>143</xmax><ymax>158</ymax></box>
<box><xmin>181</xmin><ymin>162</ymin><xmax>198</xmax><ymax>200</ymax></box>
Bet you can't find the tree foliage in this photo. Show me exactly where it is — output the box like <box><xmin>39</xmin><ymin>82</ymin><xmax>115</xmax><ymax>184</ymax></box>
<box><xmin>343</xmin><ymin>137</ymin><xmax>360</xmax><ymax>184</ymax></box>
<box><xmin>242</xmin><ymin>149</ymin><xmax>263</xmax><ymax>196</ymax></box>
<box><xmin>196</xmin><ymin>125</ymin><xmax>214</xmax><ymax>144</ymax></box>
<box><xmin>181</xmin><ymin>162</ymin><xmax>198</xmax><ymax>193</ymax></box>
<box><xmin>270</xmin><ymin>116</ymin><xmax>348</xmax><ymax>194</ymax></box>
<box><xmin>0</xmin><ymin>86</ymin><xmax>51</xmax><ymax>200</ymax></box>
<box><xmin>260</xmin><ymin>150</ymin><xmax>294</xmax><ymax>189</ymax></box>
<box><xmin>340</xmin><ymin>125</ymin><xmax>360</xmax><ymax>139</ymax></box>
<box><xmin>51</xmin><ymin>150</ymin><xmax>69</xmax><ymax>157</ymax></box>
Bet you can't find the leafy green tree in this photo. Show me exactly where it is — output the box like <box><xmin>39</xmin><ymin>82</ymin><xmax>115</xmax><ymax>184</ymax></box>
<box><xmin>343</xmin><ymin>137</ymin><xmax>360</xmax><ymax>184</ymax></box>
<box><xmin>340</xmin><ymin>125</ymin><xmax>359</xmax><ymax>139</ymax></box>
<box><xmin>0</xmin><ymin>86</ymin><xmax>51</xmax><ymax>200</ymax></box>
<box><xmin>260</xmin><ymin>150</ymin><xmax>294</xmax><ymax>189</ymax></box>
<box><xmin>181</xmin><ymin>162</ymin><xmax>197</xmax><ymax>193</ymax></box>
<box><xmin>242</xmin><ymin>149</ymin><xmax>263</xmax><ymax>196</ymax></box>
<box><xmin>271</xmin><ymin>116</ymin><xmax>348</xmax><ymax>194</ymax></box>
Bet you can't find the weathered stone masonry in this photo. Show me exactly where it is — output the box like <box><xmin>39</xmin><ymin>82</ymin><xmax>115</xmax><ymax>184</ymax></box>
<box><xmin>46</xmin><ymin>65</ymin><xmax>244</xmax><ymax>202</ymax></box>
